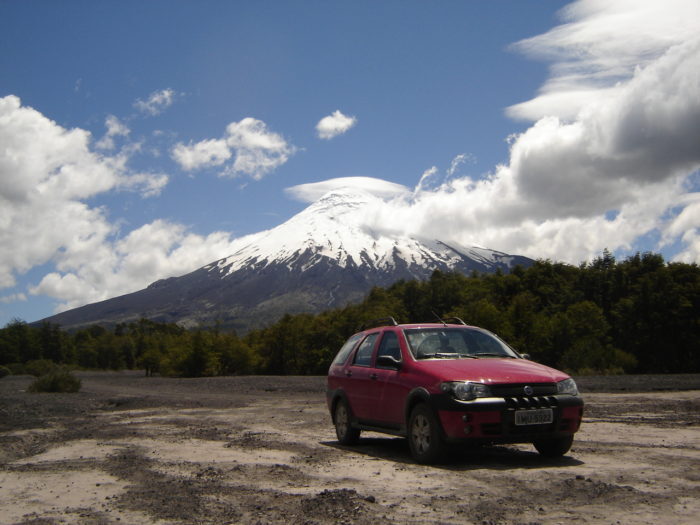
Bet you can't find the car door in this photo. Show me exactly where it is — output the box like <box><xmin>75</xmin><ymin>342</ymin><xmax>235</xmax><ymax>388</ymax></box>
<box><xmin>370</xmin><ymin>330</ymin><xmax>406</xmax><ymax>427</ymax></box>
<box><xmin>343</xmin><ymin>332</ymin><xmax>380</xmax><ymax>422</ymax></box>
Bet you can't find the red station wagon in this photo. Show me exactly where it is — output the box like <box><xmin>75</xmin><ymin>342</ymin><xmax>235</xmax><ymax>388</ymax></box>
<box><xmin>327</xmin><ymin>317</ymin><xmax>584</xmax><ymax>463</ymax></box>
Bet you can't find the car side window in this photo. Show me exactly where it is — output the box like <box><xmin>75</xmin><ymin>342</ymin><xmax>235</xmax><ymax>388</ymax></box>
<box><xmin>376</xmin><ymin>331</ymin><xmax>401</xmax><ymax>364</ymax></box>
<box><xmin>353</xmin><ymin>333</ymin><xmax>379</xmax><ymax>367</ymax></box>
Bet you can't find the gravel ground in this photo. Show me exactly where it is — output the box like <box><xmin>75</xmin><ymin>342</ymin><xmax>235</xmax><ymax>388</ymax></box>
<box><xmin>1</xmin><ymin>371</ymin><xmax>699</xmax><ymax>524</ymax></box>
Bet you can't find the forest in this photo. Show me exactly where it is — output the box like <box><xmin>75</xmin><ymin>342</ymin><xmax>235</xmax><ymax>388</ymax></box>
<box><xmin>1</xmin><ymin>251</ymin><xmax>698</xmax><ymax>377</ymax></box>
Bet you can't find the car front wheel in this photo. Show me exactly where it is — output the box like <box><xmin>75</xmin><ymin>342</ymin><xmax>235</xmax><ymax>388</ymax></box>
<box><xmin>408</xmin><ymin>403</ymin><xmax>445</xmax><ymax>464</ymax></box>
<box><xmin>334</xmin><ymin>399</ymin><xmax>360</xmax><ymax>445</ymax></box>
<box><xmin>533</xmin><ymin>435</ymin><xmax>574</xmax><ymax>457</ymax></box>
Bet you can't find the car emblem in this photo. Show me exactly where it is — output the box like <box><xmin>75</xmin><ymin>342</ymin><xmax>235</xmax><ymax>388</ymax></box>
<box><xmin>523</xmin><ymin>385</ymin><xmax>533</xmax><ymax>395</ymax></box>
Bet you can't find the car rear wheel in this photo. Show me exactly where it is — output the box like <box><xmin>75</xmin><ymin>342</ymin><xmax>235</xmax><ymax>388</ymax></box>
<box><xmin>408</xmin><ymin>403</ymin><xmax>445</xmax><ymax>464</ymax></box>
<box><xmin>533</xmin><ymin>435</ymin><xmax>574</xmax><ymax>457</ymax></box>
<box><xmin>334</xmin><ymin>399</ymin><xmax>360</xmax><ymax>445</ymax></box>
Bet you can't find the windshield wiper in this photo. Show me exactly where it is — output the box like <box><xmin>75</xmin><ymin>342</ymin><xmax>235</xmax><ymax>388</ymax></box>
<box><xmin>419</xmin><ymin>352</ymin><xmax>477</xmax><ymax>359</ymax></box>
<box><xmin>471</xmin><ymin>353</ymin><xmax>516</xmax><ymax>358</ymax></box>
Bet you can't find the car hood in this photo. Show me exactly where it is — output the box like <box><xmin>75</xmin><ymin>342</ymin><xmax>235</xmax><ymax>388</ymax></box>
<box><xmin>415</xmin><ymin>357</ymin><xmax>569</xmax><ymax>385</ymax></box>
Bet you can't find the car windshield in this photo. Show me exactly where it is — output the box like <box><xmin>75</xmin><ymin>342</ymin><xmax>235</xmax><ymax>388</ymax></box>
<box><xmin>404</xmin><ymin>327</ymin><xmax>518</xmax><ymax>360</ymax></box>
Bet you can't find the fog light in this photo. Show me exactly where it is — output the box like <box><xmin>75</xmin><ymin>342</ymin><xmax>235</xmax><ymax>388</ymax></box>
<box><xmin>463</xmin><ymin>425</ymin><xmax>472</xmax><ymax>435</ymax></box>
<box><xmin>462</xmin><ymin>413</ymin><xmax>472</xmax><ymax>422</ymax></box>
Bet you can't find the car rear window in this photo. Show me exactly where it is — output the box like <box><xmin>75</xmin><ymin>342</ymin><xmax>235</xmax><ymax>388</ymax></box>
<box><xmin>331</xmin><ymin>333</ymin><xmax>363</xmax><ymax>366</ymax></box>
<box><xmin>353</xmin><ymin>333</ymin><xmax>379</xmax><ymax>366</ymax></box>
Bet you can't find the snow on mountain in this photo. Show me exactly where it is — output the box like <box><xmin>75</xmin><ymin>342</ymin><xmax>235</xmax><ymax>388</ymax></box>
<box><xmin>205</xmin><ymin>187</ymin><xmax>516</xmax><ymax>279</ymax></box>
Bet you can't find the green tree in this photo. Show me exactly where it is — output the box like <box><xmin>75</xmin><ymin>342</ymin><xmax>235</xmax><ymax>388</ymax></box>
<box><xmin>0</xmin><ymin>319</ymin><xmax>40</xmax><ymax>364</ymax></box>
<box><xmin>216</xmin><ymin>334</ymin><xmax>257</xmax><ymax>375</ymax></box>
<box><xmin>176</xmin><ymin>331</ymin><xmax>213</xmax><ymax>377</ymax></box>
<box><xmin>38</xmin><ymin>322</ymin><xmax>65</xmax><ymax>363</ymax></box>
<box><xmin>558</xmin><ymin>301</ymin><xmax>635</xmax><ymax>374</ymax></box>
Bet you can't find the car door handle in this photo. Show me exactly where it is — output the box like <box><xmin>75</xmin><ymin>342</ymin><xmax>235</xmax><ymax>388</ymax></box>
<box><xmin>370</xmin><ymin>373</ymin><xmax>377</xmax><ymax>380</ymax></box>
<box><xmin>344</xmin><ymin>370</ymin><xmax>352</xmax><ymax>377</ymax></box>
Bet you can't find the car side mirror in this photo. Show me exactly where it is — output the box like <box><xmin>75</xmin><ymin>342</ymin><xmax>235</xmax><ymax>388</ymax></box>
<box><xmin>376</xmin><ymin>355</ymin><xmax>402</xmax><ymax>370</ymax></box>
<box><xmin>520</xmin><ymin>353</ymin><xmax>531</xmax><ymax>360</ymax></box>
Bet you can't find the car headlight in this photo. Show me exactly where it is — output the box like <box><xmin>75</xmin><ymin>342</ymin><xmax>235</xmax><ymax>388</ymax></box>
<box><xmin>557</xmin><ymin>378</ymin><xmax>579</xmax><ymax>396</ymax></box>
<box><xmin>441</xmin><ymin>381</ymin><xmax>491</xmax><ymax>401</ymax></box>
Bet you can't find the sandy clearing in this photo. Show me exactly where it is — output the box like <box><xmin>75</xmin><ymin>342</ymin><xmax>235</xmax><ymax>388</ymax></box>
<box><xmin>1</xmin><ymin>373</ymin><xmax>699</xmax><ymax>524</ymax></box>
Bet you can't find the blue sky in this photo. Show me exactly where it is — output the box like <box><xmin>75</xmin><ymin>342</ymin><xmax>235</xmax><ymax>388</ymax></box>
<box><xmin>1</xmin><ymin>0</ymin><xmax>699</xmax><ymax>327</ymax></box>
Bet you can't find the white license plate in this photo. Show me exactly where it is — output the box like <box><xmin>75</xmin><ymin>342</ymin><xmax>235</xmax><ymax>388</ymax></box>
<box><xmin>515</xmin><ymin>409</ymin><xmax>553</xmax><ymax>425</ymax></box>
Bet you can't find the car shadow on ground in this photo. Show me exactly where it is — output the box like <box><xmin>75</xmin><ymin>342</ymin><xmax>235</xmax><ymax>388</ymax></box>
<box><xmin>321</xmin><ymin>436</ymin><xmax>584</xmax><ymax>470</ymax></box>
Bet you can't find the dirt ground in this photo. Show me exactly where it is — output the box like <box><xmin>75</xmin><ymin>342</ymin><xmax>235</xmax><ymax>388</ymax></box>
<box><xmin>1</xmin><ymin>372</ymin><xmax>699</xmax><ymax>525</ymax></box>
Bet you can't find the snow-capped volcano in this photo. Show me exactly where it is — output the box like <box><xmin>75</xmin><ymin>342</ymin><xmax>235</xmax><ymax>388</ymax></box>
<box><xmin>40</xmin><ymin>188</ymin><xmax>532</xmax><ymax>332</ymax></box>
<box><xmin>206</xmin><ymin>188</ymin><xmax>518</xmax><ymax>278</ymax></box>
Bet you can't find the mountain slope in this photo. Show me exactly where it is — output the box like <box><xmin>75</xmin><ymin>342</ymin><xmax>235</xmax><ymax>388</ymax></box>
<box><xmin>41</xmin><ymin>189</ymin><xmax>533</xmax><ymax>332</ymax></box>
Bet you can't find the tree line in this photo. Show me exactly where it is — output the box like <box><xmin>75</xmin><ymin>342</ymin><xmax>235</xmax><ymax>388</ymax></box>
<box><xmin>1</xmin><ymin>251</ymin><xmax>698</xmax><ymax>377</ymax></box>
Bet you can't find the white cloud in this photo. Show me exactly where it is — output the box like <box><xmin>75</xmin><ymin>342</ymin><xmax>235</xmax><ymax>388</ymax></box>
<box><xmin>286</xmin><ymin>177</ymin><xmax>409</xmax><ymax>203</ymax></box>
<box><xmin>494</xmin><ymin>0</ymin><xmax>700</xmax><ymax>261</ymax></box>
<box><xmin>0</xmin><ymin>95</ymin><xmax>181</xmax><ymax>308</ymax></box>
<box><xmin>0</xmin><ymin>97</ymin><xmax>293</xmax><ymax>315</ymax></box>
<box><xmin>171</xmin><ymin>138</ymin><xmax>231</xmax><ymax>171</ymax></box>
<box><xmin>660</xmin><ymin>191</ymin><xmax>700</xmax><ymax>262</ymax></box>
<box><xmin>307</xmin><ymin>0</ymin><xmax>700</xmax><ymax>264</ymax></box>
<box><xmin>447</xmin><ymin>153</ymin><xmax>475</xmax><ymax>177</ymax></box>
<box><xmin>118</xmin><ymin>172</ymin><xmax>169</xmax><ymax>198</ymax></box>
<box><xmin>96</xmin><ymin>115</ymin><xmax>130</xmax><ymax>150</ymax></box>
<box><xmin>225</xmin><ymin>118</ymin><xmax>295</xmax><ymax>179</ymax></box>
<box><xmin>316</xmin><ymin>110</ymin><xmax>357</xmax><ymax>140</ymax></box>
<box><xmin>134</xmin><ymin>88</ymin><xmax>176</xmax><ymax>116</ymax></box>
<box><xmin>30</xmin><ymin>220</ymin><xmax>241</xmax><ymax>312</ymax></box>
<box><xmin>507</xmin><ymin>0</ymin><xmax>700</xmax><ymax>121</ymax></box>
<box><xmin>414</xmin><ymin>167</ymin><xmax>439</xmax><ymax>194</ymax></box>
<box><xmin>171</xmin><ymin>117</ymin><xmax>295</xmax><ymax>180</ymax></box>
<box><xmin>0</xmin><ymin>293</ymin><xmax>27</xmax><ymax>304</ymax></box>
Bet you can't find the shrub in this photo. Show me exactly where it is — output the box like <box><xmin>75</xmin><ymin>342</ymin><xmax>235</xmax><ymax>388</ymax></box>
<box><xmin>28</xmin><ymin>368</ymin><xmax>81</xmax><ymax>393</ymax></box>
<box><xmin>0</xmin><ymin>366</ymin><xmax>11</xmax><ymax>379</ymax></box>
<box><xmin>24</xmin><ymin>359</ymin><xmax>58</xmax><ymax>377</ymax></box>
<box><xmin>6</xmin><ymin>363</ymin><xmax>25</xmax><ymax>375</ymax></box>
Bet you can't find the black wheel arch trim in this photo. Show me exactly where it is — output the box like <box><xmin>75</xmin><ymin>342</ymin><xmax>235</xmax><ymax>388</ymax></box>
<box><xmin>403</xmin><ymin>387</ymin><xmax>451</xmax><ymax>440</ymax></box>
<box><xmin>327</xmin><ymin>388</ymin><xmax>358</xmax><ymax>426</ymax></box>
<box><xmin>403</xmin><ymin>387</ymin><xmax>431</xmax><ymax>421</ymax></box>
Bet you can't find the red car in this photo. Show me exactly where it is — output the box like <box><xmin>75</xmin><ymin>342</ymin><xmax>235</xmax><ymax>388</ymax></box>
<box><xmin>326</xmin><ymin>317</ymin><xmax>584</xmax><ymax>463</ymax></box>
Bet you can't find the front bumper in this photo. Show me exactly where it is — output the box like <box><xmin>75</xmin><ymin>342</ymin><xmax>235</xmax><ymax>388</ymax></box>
<box><xmin>431</xmin><ymin>393</ymin><xmax>584</xmax><ymax>443</ymax></box>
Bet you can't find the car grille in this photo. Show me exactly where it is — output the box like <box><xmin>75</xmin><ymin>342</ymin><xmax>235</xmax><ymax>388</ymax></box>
<box><xmin>479</xmin><ymin>390</ymin><xmax>561</xmax><ymax>437</ymax></box>
<box><xmin>504</xmin><ymin>395</ymin><xmax>559</xmax><ymax>409</ymax></box>
<box><xmin>489</xmin><ymin>383</ymin><xmax>557</xmax><ymax>397</ymax></box>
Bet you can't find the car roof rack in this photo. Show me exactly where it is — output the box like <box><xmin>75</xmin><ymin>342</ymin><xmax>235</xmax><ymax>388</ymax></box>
<box><xmin>431</xmin><ymin>312</ymin><xmax>467</xmax><ymax>326</ymax></box>
<box><xmin>359</xmin><ymin>316</ymin><xmax>399</xmax><ymax>331</ymax></box>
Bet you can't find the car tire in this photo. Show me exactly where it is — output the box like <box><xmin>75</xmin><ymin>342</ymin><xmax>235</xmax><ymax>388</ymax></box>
<box><xmin>533</xmin><ymin>435</ymin><xmax>574</xmax><ymax>457</ymax></box>
<box><xmin>334</xmin><ymin>399</ymin><xmax>360</xmax><ymax>445</ymax></box>
<box><xmin>408</xmin><ymin>403</ymin><xmax>445</xmax><ymax>464</ymax></box>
